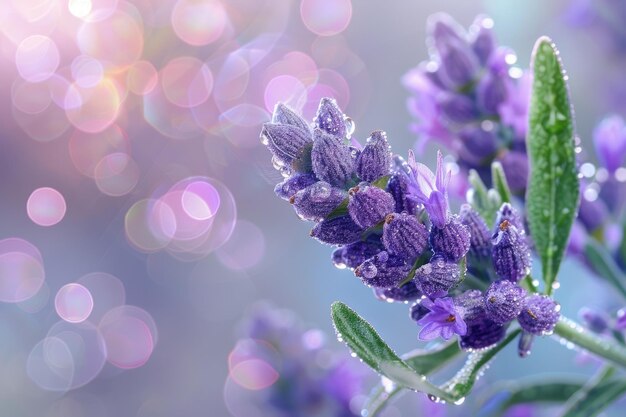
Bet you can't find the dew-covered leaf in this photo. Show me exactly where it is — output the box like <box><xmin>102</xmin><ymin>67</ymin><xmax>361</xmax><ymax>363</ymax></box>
<box><xmin>525</xmin><ymin>37</ymin><xmax>579</xmax><ymax>294</ymax></box>
<box><xmin>491</xmin><ymin>161</ymin><xmax>512</xmax><ymax>204</ymax></box>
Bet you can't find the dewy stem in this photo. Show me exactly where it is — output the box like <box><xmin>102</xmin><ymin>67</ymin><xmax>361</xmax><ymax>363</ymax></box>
<box><xmin>553</xmin><ymin>316</ymin><xmax>626</xmax><ymax>369</ymax></box>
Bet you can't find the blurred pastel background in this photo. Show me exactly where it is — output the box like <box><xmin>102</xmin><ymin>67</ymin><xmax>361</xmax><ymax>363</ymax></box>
<box><xmin>0</xmin><ymin>0</ymin><xmax>625</xmax><ymax>416</ymax></box>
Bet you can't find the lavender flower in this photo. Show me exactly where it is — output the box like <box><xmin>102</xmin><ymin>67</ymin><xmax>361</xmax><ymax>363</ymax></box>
<box><xmin>311</xmin><ymin>128</ymin><xmax>354</xmax><ymax>187</ymax></box>
<box><xmin>375</xmin><ymin>281</ymin><xmax>422</xmax><ymax>303</ymax></box>
<box><xmin>518</xmin><ymin>295</ymin><xmax>561</xmax><ymax>335</ymax></box>
<box><xmin>405</xmin><ymin>150</ymin><xmax>451</xmax><ymax>228</ymax></box>
<box><xmin>492</xmin><ymin>220</ymin><xmax>531</xmax><ymax>282</ymax></box>
<box><xmin>315</xmin><ymin>97</ymin><xmax>348</xmax><ymax>139</ymax></box>
<box><xmin>387</xmin><ymin>171</ymin><xmax>418</xmax><ymax>215</ymax></box>
<box><xmin>484</xmin><ymin>280</ymin><xmax>526</xmax><ymax>325</ymax></box>
<box><xmin>460</xmin><ymin>203</ymin><xmax>491</xmax><ymax>260</ymax></box>
<box><xmin>274</xmin><ymin>173</ymin><xmax>317</xmax><ymax>200</ymax></box>
<box><xmin>348</xmin><ymin>185</ymin><xmax>396</xmax><ymax>228</ymax></box>
<box><xmin>261</xmin><ymin>123</ymin><xmax>313</xmax><ymax>170</ymax></box>
<box><xmin>290</xmin><ymin>182</ymin><xmax>347</xmax><ymax>222</ymax></box>
<box><xmin>429</xmin><ymin>214</ymin><xmax>471</xmax><ymax>262</ymax></box>
<box><xmin>382</xmin><ymin>213</ymin><xmax>429</xmax><ymax>261</ymax></box>
<box><xmin>414</xmin><ymin>255</ymin><xmax>462</xmax><ymax>298</ymax></box>
<box><xmin>355</xmin><ymin>131</ymin><xmax>391</xmax><ymax>182</ymax></box>
<box><xmin>310</xmin><ymin>215</ymin><xmax>364</xmax><ymax>246</ymax></box>
<box><xmin>455</xmin><ymin>289</ymin><xmax>506</xmax><ymax>350</ymax></box>
<box><xmin>579</xmin><ymin>307</ymin><xmax>610</xmax><ymax>334</ymax></box>
<box><xmin>332</xmin><ymin>239</ymin><xmax>383</xmax><ymax>270</ymax></box>
<box><xmin>355</xmin><ymin>251</ymin><xmax>411</xmax><ymax>288</ymax></box>
<box><xmin>272</xmin><ymin>102</ymin><xmax>311</xmax><ymax>131</ymax></box>
<box><xmin>416</xmin><ymin>297</ymin><xmax>467</xmax><ymax>341</ymax></box>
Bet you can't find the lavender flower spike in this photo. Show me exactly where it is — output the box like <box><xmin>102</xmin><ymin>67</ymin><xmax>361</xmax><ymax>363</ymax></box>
<box><xmin>518</xmin><ymin>295</ymin><xmax>561</xmax><ymax>335</ymax></box>
<box><xmin>492</xmin><ymin>219</ymin><xmax>531</xmax><ymax>282</ymax></box>
<box><xmin>416</xmin><ymin>297</ymin><xmax>467</xmax><ymax>341</ymax></box>
<box><xmin>315</xmin><ymin>97</ymin><xmax>347</xmax><ymax>139</ymax></box>
<box><xmin>406</xmin><ymin>149</ymin><xmax>451</xmax><ymax>227</ymax></box>
<box><xmin>484</xmin><ymin>280</ymin><xmax>526</xmax><ymax>325</ymax></box>
<box><xmin>347</xmin><ymin>185</ymin><xmax>395</xmax><ymax>229</ymax></box>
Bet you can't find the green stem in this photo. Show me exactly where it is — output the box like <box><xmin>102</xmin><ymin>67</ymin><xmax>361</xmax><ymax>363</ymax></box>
<box><xmin>559</xmin><ymin>365</ymin><xmax>615</xmax><ymax>416</ymax></box>
<box><xmin>553</xmin><ymin>316</ymin><xmax>626</xmax><ymax>368</ymax></box>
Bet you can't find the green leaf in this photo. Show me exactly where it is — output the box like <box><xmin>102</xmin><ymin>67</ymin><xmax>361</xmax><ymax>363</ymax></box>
<box><xmin>371</xmin><ymin>175</ymin><xmax>391</xmax><ymax>190</ymax></box>
<box><xmin>583</xmin><ymin>239</ymin><xmax>626</xmax><ymax>300</ymax></box>
<box><xmin>525</xmin><ymin>37</ymin><xmax>579</xmax><ymax>294</ymax></box>
<box><xmin>491</xmin><ymin>162</ymin><xmax>512</xmax><ymax>204</ymax></box>
<box><xmin>558</xmin><ymin>366</ymin><xmax>617</xmax><ymax>417</ymax></box>
<box><xmin>480</xmin><ymin>381</ymin><xmax>583</xmax><ymax>417</ymax></box>
<box><xmin>560</xmin><ymin>378</ymin><xmax>626</xmax><ymax>417</ymax></box>
<box><xmin>331</xmin><ymin>302</ymin><xmax>520</xmax><ymax>413</ymax></box>
<box><xmin>363</xmin><ymin>341</ymin><xmax>462</xmax><ymax>417</ymax></box>
<box><xmin>468</xmin><ymin>169</ymin><xmax>501</xmax><ymax>226</ymax></box>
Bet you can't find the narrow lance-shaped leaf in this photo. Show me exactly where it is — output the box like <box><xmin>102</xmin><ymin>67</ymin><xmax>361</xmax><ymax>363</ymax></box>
<box><xmin>525</xmin><ymin>37</ymin><xmax>579</xmax><ymax>294</ymax></box>
<box><xmin>491</xmin><ymin>161</ymin><xmax>512</xmax><ymax>204</ymax></box>
<box><xmin>468</xmin><ymin>169</ymin><xmax>501</xmax><ymax>226</ymax></box>
<box><xmin>560</xmin><ymin>379</ymin><xmax>626</xmax><ymax>417</ymax></box>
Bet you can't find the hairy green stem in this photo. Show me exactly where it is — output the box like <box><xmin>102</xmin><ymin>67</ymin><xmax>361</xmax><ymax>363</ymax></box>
<box><xmin>554</xmin><ymin>316</ymin><xmax>626</xmax><ymax>368</ymax></box>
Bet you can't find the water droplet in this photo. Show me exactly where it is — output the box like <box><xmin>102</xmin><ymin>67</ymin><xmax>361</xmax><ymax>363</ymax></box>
<box><xmin>344</xmin><ymin>117</ymin><xmax>355</xmax><ymax>137</ymax></box>
<box><xmin>260</xmin><ymin>131</ymin><xmax>270</xmax><ymax>145</ymax></box>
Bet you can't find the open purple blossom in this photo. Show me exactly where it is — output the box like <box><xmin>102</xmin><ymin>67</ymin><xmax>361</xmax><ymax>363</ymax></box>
<box><xmin>416</xmin><ymin>297</ymin><xmax>467</xmax><ymax>341</ymax></box>
<box><xmin>405</xmin><ymin>150</ymin><xmax>451</xmax><ymax>227</ymax></box>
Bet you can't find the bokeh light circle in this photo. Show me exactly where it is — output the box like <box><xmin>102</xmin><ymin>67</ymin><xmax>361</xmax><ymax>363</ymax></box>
<box><xmin>55</xmin><ymin>283</ymin><xmax>94</xmax><ymax>323</ymax></box>
<box><xmin>263</xmin><ymin>75</ymin><xmax>306</xmax><ymax>113</ymax></box>
<box><xmin>26</xmin><ymin>187</ymin><xmax>66</xmax><ymax>226</ymax></box>
<box><xmin>76</xmin><ymin>272</ymin><xmax>126</xmax><ymax>322</ymax></box>
<box><xmin>171</xmin><ymin>0</ymin><xmax>227</xmax><ymax>46</ymax></box>
<box><xmin>11</xmin><ymin>79</ymin><xmax>53</xmax><ymax>115</ymax></box>
<box><xmin>229</xmin><ymin>359</ymin><xmax>278</xmax><ymax>390</ymax></box>
<box><xmin>216</xmin><ymin>220</ymin><xmax>265</xmax><ymax>270</ymax></box>
<box><xmin>125</xmin><ymin>199</ymin><xmax>176</xmax><ymax>253</ymax></box>
<box><xmin>99</xmin><ymin>305</ymin><xmax>157</xmax><ymax>369</ymax></box>
<box><xmin>64</xmin><ymin>78</ymin><xmax>121</xmax><ymax>133</ymax></box>
<box><xmin>182</xmin><ymin>180</ymin><xmax>220</xmax><ymax>220</ymax></box>
<box><xmin>300</xmin><ymin>0</ymin><xmax>352</xmax><ymax>36</ymax></box>
<box><xmin>68</xmin><ymin>0</ymin><xmax>93</xmax><ymax>19</ymax></box>
<box><xmin>68</xmin><ymin>124</ymin><xmax>130</xmax><ymax>178</ymax></box>
<box><xmin>26</xmin><ymin>336</ymin><xmax>75</xmax><ymax>392</ymax></box>
<box><xmin>93</xmin><ymin>152</ymin><xmax>139</xmax><ymax>196</ymax></box>
<box><xmin>160</xmin><ymin>57</ymin><xmax>213</xmax><ymax>108</ymax></box>
<box><xmin>71</xmin><ymin>55</ymin><xmax>104</xmax><ymax>88</ymax></box>
<box><xmin>127</xmin><ymin>60</ymin><xmax>158</xmax><ymax>95</ymax></box>
<box><xmin>0</xmin><ymin>238</ymin><xmax>45</xmax><ymax>303</ymax></box>
<box><xmin>15</xmin><ymin>35</ymin><xmax>60</xmax><ymax>82</ymax></box>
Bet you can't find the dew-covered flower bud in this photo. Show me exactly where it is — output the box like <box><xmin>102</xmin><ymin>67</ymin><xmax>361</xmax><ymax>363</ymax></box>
<box><xmin>593</xmin><ymin>115</ymin><xmax>626</xmax><ymax>174</ymax></box>
<box><xmin>387</xmin><ymin>172</ymin><xmax>417</xmax><ymax>215</ymax></box>
<box><xmin>579</xmin><ymin>307</ymin><xmax>609</xmax><ymax>334</ymax></box>
<box><xmin>477</xmin><ymin>72</ymin><xmax>508</xmax><ymax>115</ymax></box>
<box><xmin>311</xmin><ymin>128</ymin><xmax>354</xmax><ymax>187</ymax></box>
<box><xmin>484</xmin><ymin>280</ymin><xmax>526</xmax><ymax>325</ymax></box>
<box><xmin>310</xmin><ymin>215</ymin><xmax>364</xmax><ymax>246</ymax></box>
<box><xmin>290</xmin><ymin>182</ymin><xmax>346</xmax><ymax>222</ymax></box>
<box><xmin>355</xmin><ymin>131</ymin><xmax>391</xmax><ymax>182</ymax></box>
<box><xmin>469</xmin><ymin>15</ymin><xmax>496</xmax><ymax>64</ymax></box>
<box><xmin>414</xmin><ymin>255</ymin><xmax>462</xmax><ymax>298</ymax></box>
<box><xmin>492</xmin><ymin>219</ymin><xmax>531</xmax><ymax>282</ymax></box>
<box><xmin>375</xmin><ymin>281</ymin><xmax>422</xmax><ymax>303</ymax></box>
<box><xmin>495</xmin><ymin>203</ymin><xmax>525</xmax><ymax>233</ymax></box>
<box><xmin>455</xmin><ymin>290</ymin><xmax>506</xmax><ymax>350</ymax></box>
<box><xmin>347</xmin><ymin>185</ymin><xmax>395</xmax><ymax>228</ymax></box>
<box><xmin>497</xmin><ymin>151</ymin><xmax>528</xmax><ymax>194</ymax></box>
<box><xmin>518</xmin><ymin>295</ymin><xmax>560</xmax><ymax>335</ymax></box>
<box><xmin>459</xmin><ymin>204</ymin><xmax>491</xmax><ymax>259</ymax></box>
<box><xmin>274</xmin><ymin>173</ymin><xmax>317</xmax><ymax>201</ymax></box>
<box><xmin>429</xmin><ymin>215</ymin><xmax>471</xmax><ymax>262</ymax></box>
<box><xmin>355</xmin><ymin>251</ymin><xmax>411</xmax><ymax>288</ymax></box>
<box><xmin>262</xmin><ymin>123</ymin><xmax>313</xmax><ymax>168</ymax></box>
<box><xmin>439</xmin><ymin>92</ymin><xmax>478</xmax><ymax>124</ymax></box>
<box><xmin>410</xmin><ymin>301</ymin><xmax>430</xmax><ymax>322</ymax></box>
<box><xmin>314</xmin><ymin>98</ymin><xmax>347</xmax><ymax>139</ymax></box>
<box><xmin>272</xmin><ymin>103</ymin><xmax>311</xmax><ymax>132</ymax></box>
<box><xmin>382</xmin><ymin>213</ymin><xmax>428</xmax><ymax>261</ymax></box>
<box><xmin>331</xmin><ymin>239</ymin><xmax>383</xmax><ymax>270</ymax></box>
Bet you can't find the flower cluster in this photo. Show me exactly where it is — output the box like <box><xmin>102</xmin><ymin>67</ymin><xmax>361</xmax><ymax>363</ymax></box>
<box><xmin>261</xmin><ymin>98</ymin><xmax>560</xmax><ymax>353</ymax></box>
<box><xmin>403</xmin><ymin>13</ymin><xmax>530</xmax><ymax>193</ymax></box>
<box><xmin>228</xmin><ymin>303</ymin><xmax>368</xmax><ymax>417</ymax></box>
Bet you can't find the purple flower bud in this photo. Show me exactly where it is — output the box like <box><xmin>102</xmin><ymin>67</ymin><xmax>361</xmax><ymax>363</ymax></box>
<box><xmin>382</xmin><ymin>213</ymin><xmax>428</xmax><ymax>261</ymax></box>
<box><xmin>314</xmin><ymin>98</ymin><xmax>347</xmax><ymax>139</ymax></box>
<box><xmin>274</xmin><ymin>173</ymin><xmax>317</xmax><ymax>200</ymax></box>
<box><xmin>290</xmin><ymin>181</ymin><xmax>347</xmax><ymax>222</ymax></box>
<box><xmin>484</xmin><ymin>280</ymin><xmax>526</xmax><ymax>325</ymax></box>
<box><xmin>438</xmin><ymin>92</ymin><xmax>478</xmax><ymax>124</ymax></box>
<box><xmin>261</xmin><ymin>123</ymin><xmax>313</xmax><ymax>168</ymax></box>
<box><xmin>310</xmin><ymin>215</ymin><xmax>364</xmax><ymax>246</ymax></box>
<box><xmin>410</xmin><ymin>301</ymin><xmax>430</xmax><ymax>322</ymax></box>
<box><xmin>416</xmin><ymin>296</ymin><xmax>467</xmax><ymax>341</ymax></box>
<box><xmin>566</xmin><ymin>220</ymin><xmax>588</xmax><ymax>256</ymax></box>
<box><xmin>428</xmin><ymin>13</ymin><xmax>466</xmax><ymax>50</ymax></box>
<box><xmin>518</xmin><ymin>295</ymin><xmax>560</xmax><ymax>335</ymax></box>
<box><xmin>355</xmin><ymin>251</ymin><xmax>411</xmax><ymax>288</ymax></box>
<box><xmin>272</xmin><ymin>103</ymin><xmax>310</xmax><ymax>132</ymax></box>
<box><xmin>414</xmin><ymin>255</ymin><xmax>462</xmax><ymax>298</ymax></box>
<box><xmin>469</xmin><ymin>15</ymin><xmax>496</xmax><ymax>64</ymax></box>
<box><xmin>578</xmin><ymin>194</ymin><xmax>608</xmax><ymax>232</ymax></box>
<box><xmin>332</xmin><ymin>239</ymin><xmax>383</xmax><ymax>269</ymax></box>
<box><xmin>477</xmin><ymin>72</ymin><xmax>508</xmax><ymax>115</ymax></box>
<box><xmin>387</xmin><ymin>173</ymin><xmax>417</xmax><ymax>215</ymax></box>
<box><xmin>457</xmin><ymin>127</ymin><xmax>499</xmax><ymax>167</ymax></box>
<box><xmin>311</xmin><ymin>128</ymin><xmax>354</xmax><ymax>187</ymax></box>
<box><xmin>518</xmin><ymin>331</ymin><xmax>534</xmax><ymax>358</ymax></box>
<box><xmin>375</xmin><ymin>281</ymin><xmax>422</xmax><ymax>303</ymax></box>
<box><xmin>355</xmin><ymin>131</ymin><xmax>391</xmax><ymax>182</ymax></box>
<box><xmin>429</xmin><ymin>214</ymin><xmax>471</xmax><ymax>262</ymax></box>
<box><xmin>438</xmin><ymin>39</ymin><xmax>479</xmax><ymax>89</ymax></box>
<box><xmin>454</xmin><ymin>290</ymin><xmax>506</xmax><ymax>350</ymax></box>
<box><xmin>593</xmin><ymin>115</ymin><xmax>626</xmax><ymax>174</ymax></box>
<box><xmin>492</xmin><ymin>220</ymin><xmax>531</xmax><ymax>282</ymax></box>
<box><xmin>495</xmin><ymin>203</ymin><xmax>525</xmax><ymax>233</ymax></box>
<box><xmin>497</xmin><ymin>151</ymin><xmax>528</xmax><ymax>193</ymax></box>
<box><xmin>579</xmin><ymin>307</ymin><xmax>609</xmax><ymax>334</ymax></box>
<box><xmin>347</xmin><ymin>185</ymin><xmax>395</xmax><ymax>228</ymax></box>
<box><xmin>459</xmin><ymin>204</ymin><xmax>491</xmax><ymax>259</ymax></box>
